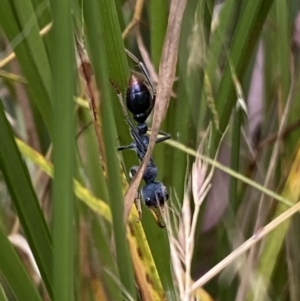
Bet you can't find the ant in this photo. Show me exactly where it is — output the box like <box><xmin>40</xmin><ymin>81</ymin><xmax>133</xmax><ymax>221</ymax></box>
<box><xmin>111</xmin><ymin>49</ymin><xmax>171</xmax><ymax>227</ymax></box>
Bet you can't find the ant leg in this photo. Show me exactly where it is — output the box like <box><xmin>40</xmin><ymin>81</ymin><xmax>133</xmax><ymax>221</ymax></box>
<box><xmin>156</xmin><ymin>130</ymin><xmax>171</xmax><ymax>143</ymax></box>
<box><xmin>117</xmin><ymin>143</ymin><xmax>135</xmax><ymax>151</ymax></box>
<box><xmin>125</xmin><ymin>49</ymin><xmax>156</xmax><ymax>96</ymax></box>
<box><xmin>146</xmin><ymin>128</ymin><xmax>171</xmax><ymax>144</ymax></box>
<box><xmin>150</xmin><ymin>207</ymin><xmax>166</xmax><ymax>228</ymax></box>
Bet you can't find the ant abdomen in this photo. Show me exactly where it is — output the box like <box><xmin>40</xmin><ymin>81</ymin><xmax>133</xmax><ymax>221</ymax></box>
<box><xmin>126</xmin><ymin>75</ymin><xmax>154</xmax><ymax>123</ymax></box>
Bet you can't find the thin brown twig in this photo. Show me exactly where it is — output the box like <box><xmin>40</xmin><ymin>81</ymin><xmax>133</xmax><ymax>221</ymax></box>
<box><xmin>258</xmin><ymin>118</ymin><xmax>300</xmax><ymax>149</ymax></box>
<box><xmin>122</xmin><ymin>0</ymin><xmax>144</xmax><ymax>39</ymax></box>
<box><xmin>245</xmin><ymin>119</ymin><xmax>300</xmax><ymax>180</ymax></box>
<box><xmin>136</xmin><ymin>29</ymin><xmax>177</xmax><ymax>98</ymax></box>
<box><xmin>136</xmin><ymin>29</ymin><xmax>158</xmax><ymax>83</ymax></box>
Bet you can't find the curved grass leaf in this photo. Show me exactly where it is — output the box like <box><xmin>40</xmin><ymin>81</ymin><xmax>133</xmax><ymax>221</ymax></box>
<box><xmin>0</xmin><ymin>102</ymin><xmax>52</xmax><ymax>296</ymax></box>
<box><xmin>16</xmin><ymin>138</ymin><xmax>111</xmax><ymax>220</ymax></box>
<box><xmin>0</xmin><ymin>228</ymin><xmax>43</xmax><ymax>301</ymax></box>
<box><xmin>0</xmin><ymin>0</ymin><xmax>52</xmax><ymax>132</ymax></box>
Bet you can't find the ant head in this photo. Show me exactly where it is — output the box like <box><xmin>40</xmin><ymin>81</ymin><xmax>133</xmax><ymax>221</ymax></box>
<box><xmin>126</xmin><ymin>75</ymin><xmax>154</xmax><ymax>123</ymax></box>
<box><xmin>141</xmin><ymin>182</ymin><xmax>169</xmax><ymax>208</ymax></box>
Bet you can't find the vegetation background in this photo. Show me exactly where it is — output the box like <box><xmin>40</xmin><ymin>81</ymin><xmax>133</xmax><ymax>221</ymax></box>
<box><xmin>1</xmin><ymin>0</ymin><xmax>300</xmax><ymax>300</ymax></box>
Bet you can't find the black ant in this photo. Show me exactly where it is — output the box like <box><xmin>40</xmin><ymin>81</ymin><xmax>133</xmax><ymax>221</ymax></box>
<box><xmin>111</xmin><ymin>49</ymin><xmax>170</xmax><ymax>227</ymax></box>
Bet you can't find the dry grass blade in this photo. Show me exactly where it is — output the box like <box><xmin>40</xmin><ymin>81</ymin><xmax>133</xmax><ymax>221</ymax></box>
<box><xmin>190</xmin><ymin>200</ymin><xmax>300</xmax><ymax>292</ymax></box>
<box><xmin>151</xmin><ymin>0</ymin><xmax>187</xmax><ymax>138</ymax></box>
<box><xmin>136</xmin><ymin>30</ymin><xmax>158</xmax><ymax>83</ymax></box>
<box><xmin>167</xmin><ymin>149</ymin><xmax>213</xmax><ymax>301</ymax></box>
<box><xmin>166</xmin><ymin>139</ymin><xmax>293</xmax><ymax>208</ymax></box>
<box><xmin>123</xmin><ymin>0</ymin><xmax>188</xmax><ymax>221</ymax></box>
<box><xmin>136</xmin><ymin>31</ymin><xmax>177</xmax><ymax>98</ymax></box>
<box><xmin>75</xmin><ymin>38</ymin><xmax>106</xmax><ymax>166</ymax></box>
<box><xmin>9</xmin><ymin>233</ymin><xmax>41</xmax><ymax>284</ymax></box>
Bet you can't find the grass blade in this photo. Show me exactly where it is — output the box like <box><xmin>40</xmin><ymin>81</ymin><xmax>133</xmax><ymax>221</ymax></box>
<box><xmin>50</xmin><ymin>0</ymin><xmax>76</xmax><ymax>300</ymax></box>
<box><xmin>0</xmin><ymin>0</ymin><xmax>52</xmax><ymax>132</ymax></box>
<box><xmin>0</xmin><ymin>102</ymin><xmax>52</xmax><ymax>296</ymax></box>
<box><xmin>213</xmin><ymin>0</ymin><xmax>274</xmax><ymax>149</ymax></box>
<box><xmin>0</xmin><ymin>228</ymin><xmax>43</xmax><ymax>301</ymax></box>
<box><xmin>83</xmin><ymin>0</ymin><xmax>136</xmax><ymax>297</ymax></box>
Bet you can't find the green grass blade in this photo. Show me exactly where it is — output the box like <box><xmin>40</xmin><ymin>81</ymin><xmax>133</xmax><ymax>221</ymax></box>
<box><xmin>0</xmin><ymin>285</ymin><xmax>7</xmax><ymax>301</ymax></box>
<box><xmin>0</xmin><ymin>0</ymin><xmax>52</xmax><ymax>132</ymax></box>
<box><xmin>96</xmin><ymin>0</ymin><xmax>134</xmax><ymax>165</ymax></box>
<box><xmin>251</xmin><ymin>147</ymin><xmax>300</xmax><ymax>299</ymax></box>
<box><xmin>77</xmin><ymin>109</ymin><xmax>109</xmax><ymax>202</ymax></box>
<box><xmin>143</xmin><ymin>222</ymin><xmax>179</xmax><ymax>301</ymax></box>
<box><xmin>275</xmin><ymin>0</ymin><xmax>290</xmax><ymax>101</ymax></box>
<box><xmin>0</xmin><ymin>102</ymin><xmax>52</xmax><ymax>296</ymax></box>
<box><xmin>15</xmin><ymin>138</ymin><xmax>112</xmax><ymax>221</ymax></box>
<box><xmin>11</xmin><ymin>0</ymin><xmax>52</xmax><ymax>98</ymax></box>
<box><xmin>213</xmin><ymin>0</ymin><xmax>274</xmax><ymax>149</ymax></box>
<box><xmin>50</xmin><ymin>0</ymin><xmax>76</xmax><ymax>300</ymax></box>
<box><xmin>229</xmin><ymin>107</ymin><xmax>242</xmax><ymax>212</ymax></box>
<box><xmin>98</xmin><ymin>0</ymin><xmax>129</xmax><ymax>87</ymax></box>
<box><xmin>83</xmin><ymin>0</ymin><xmax>136</xmax><ymax>298</ymax></box>
<box><xmin>149</xmin><ymin>0</ymin><xmax>168</xmax><ymax>68</ymax></box>
<box><xmin>91</xmin><ymin>218</ymin><xmax>123</xmax><ymax>301</ymax></box>
<box><xmin>0</xmin><ymin>228</ymin><xmax>43</xmax><ymax>301</ymax></box>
